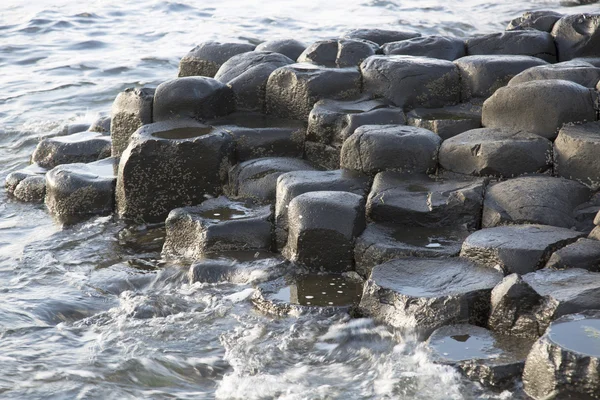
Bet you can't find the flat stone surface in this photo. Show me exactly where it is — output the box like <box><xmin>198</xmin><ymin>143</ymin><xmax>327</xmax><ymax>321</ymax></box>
<box><xmin>427</xmin><ymin>324</ymin><xmax>535</xmax><ymax>388</ymax></box>
<box><xmin>354</xmin><ymin>223</ymin><xmax>469</xmax><ymax>278</ymax></box>
<box><xmin>461</xmin><ymin>224</ymin><xmax>585</xmax><ymax>275</ymax></box>
<box><xmin>439</xmin><ymin>127</ymin><xmax>552</xmax><ymax>178</ymax></box>
<box><xmin>545</xmin><ymin>238</ymin><xmax>600</xmax><ymax>272</ymax></box>
<box><xmin>482</xmin><ymin>175</ymin><xmax>592</xmax><ymax>229</ymax></box>
<box><xmin>508</xmin><ymin>60</ymin><xmax>600</xmax><ymax>88</ymax></box>
<box><xmin>552</xmin><ymin>13</ymin><xmax>600</xmax><ymax>62</ymax></box>
<box><xmin>406</xmin><ymin>103</ymin><xmax>482</xmax><ymax>140</ymax></box>
<box><xmin>110</xmin><ymin>87</ymin><xmax>154</xmax><ymax>156</ymax></box>
<box><xmin>366</xmin><ymin>171</ymin><xmax>486</xmax><ymax>230</ymax></box>
<box><xmin>177</xmin><ymin>41</ymin><xmax>256</xmax><ymax>78</ymax></box>
<box><xmin>554</xmin><ymin>121</ymin><xmax>600</xmax><ymax>190</ymax></box>
<box><xmin>359</xmin><ymin>257</ymin><xmax>503</xmax><ymax>335</ymax></box>
<box><xmin>382</xmin><ymin>35</ymin><xmax>466</xmax><ymax>61</ymax></box>
<box><xmin>342</xmin><ymin>28</ymin><xmax>420</xmax><ymax>46</ymax></box>
<box><xmin>297</xmin><ymin>39</ymin><xmax>378</xmax><ymax>68</ymax></box>
<box><xmin>32</xmin><ymin>130</ymin><xmax>111</xmax><ymax>169</ymax></box>
<box><xmin>523</xmin><ymin>310</ymin><xmax>600</xmax><ymax>400</ymax></box>
<box><xmin>466</xmin><ymin>30</ymin><xmax>557</xmax><ymax>62</ymax></box>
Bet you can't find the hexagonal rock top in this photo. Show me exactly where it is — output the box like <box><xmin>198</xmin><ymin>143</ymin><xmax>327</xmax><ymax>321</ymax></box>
<box><xmin>523</xmin><ymin>311</ymin><xmax>600</xmax><ymax>399</ymax></box>
<box><xmin>32</xmin><ymin>130</ymin><xmax>111</xmax><ymax>169</ymax></box>
<box><xmin>465</xmin><ymin>30</ymin><xmax>557</xmax><ymax>62</ymax></box>
<box><xmin>551</xmin><ymin>13</ymin><xmax>600</xmax><ymax>62</ymax></box>
<box><xmin>177</xmin><ymin>41</ymin><xmax>256</xmax><ymax>78</ymax></box>
<box><xmin>508</xmin><ymin>60</ymin><xmax>600</xmax><ymax>88</ymax></box>
<box><xmin>554</xmin><ymin>121</ymin><xmax>600</xmax><ymax>190</ymax></box>
<box><xmin>359</xmin><ymin>257</ymin><xmax>503</xmax><ymax>335</ymax></box>
<box><xmin>461</xmin><ymin>224</ymin><xmax>585</xmax><ymax>275</ymax></box>
<box><xmin>482</xmin><ymin>175</ymin><xmax>591</xmax><ymax>229</ymax></box>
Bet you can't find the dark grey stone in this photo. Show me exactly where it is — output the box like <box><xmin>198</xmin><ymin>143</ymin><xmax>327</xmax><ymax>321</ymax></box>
<box><xmin>523</xmin><ymin>310</ymin><xmax>600</xmax><ymax>400</ymax></box>
<box><xmin>439</xmin><ymin>127</ymin><xmax>552</xmax><ymax>178</ymax></box>
<box><xmin>406</xmin><ymin>103</ymin><xmax>482</xmax><ymax>140</ymax></box>
<box><xmin>366</xmin><ymin>171</ymin><xmax>486</xmax><ymax>230</ymax></box>
<box><xmin>89</xmin><ymin>115</ymin><xmax>111</xmax><ymax>134</ymax></box>
<box><xmin>342</xmin><ymin>28</ymin><xmax>421</xmax><ymax>46</ymax></box>
<box><xmin>466</xmin><ymin>31</ymin><xmax>557</xmax><ymax>62</ymax></box>
<box><xmin>554</xmin><ymin>121</ymin><xmax>600</xmax><ymax>190</ymax></box>
<box><xmin>265</xmin><ymin>63</ymin><xmax>361</xmax><ymax>120</ymax></box>
<box><xmin>13</xmin><ymin>175</ymin><xmax>46</xmax><ymax>203</ymax></box>
<box><xmin>297</xmin><ymin>39</ymin><xmax>378</xmax><ymax>68</ymax></box>
<box><xmin>255</xmin><ymin>39</ymin><xmax>306</xmax><ymax>61</ymax></box>
<box><xmin>283</xmin><ymin>191</ymin><xmax>365</xmax><ymax>272</ymax></box>
<box><xmin>110</xmin><ymin>87</ymin><xmax>155</xmax><ymax>156</ymax></box>
<box><xmin>545</xmin><ymin>238</ymin><xmax>600</xmax><ymax>272</ymax></box>
<box><xmin>228</xmin><ymin>157</ymin><xmax>316</xmax><ymax>203</ymax></box>
<box><xmin>382</xmin><ymin>36</ymin><xmax>466</xmax><ymax>61</ymax></box>
<box><xmin>359</xmin><ymin>257</ymin><xmax>503</xmax><ymax>335</ymax></box>
<box><xmin>454</xmin><ymin>55</ymin><xmax>548</xmax><ymax>100</ymax></box>
<box><xmin>116</xmin><ymin>119</ymin><xmax>234</xmax><ymax>223</ymax></box>
<box><xmin>508</xmin><ymin>60</ymin><xmax>600</xmax><ymax>88</ymax></box>
<box><xmin>506</xmin><ymin>10</ymin><xmax>564</xmax><ymax>32</ymax></box>
<box><xmin>162</xmin><ymin>196</ymin><xmax>273</xmax><ymax>260</ymax></box>
<box><xmin>340</xmin><ymin>125</ymin><xmax>441</xmax><ymax>175</ymax></box>
<box><xmin>31</xmin><ymin>130</ymin><xmax>111</xmax><ymax>169</ymax></box>
<box><xmin>5</xmin><ymin>163</ymin><xmax>46</xmax><ymax>195</ymax></box>
<box><xmin>482</xmin><ymin>80</ymin><xmax>597</xmax><ymax>140</ymax></box>
<box><xmin>482</xmin><ymin>175</ymin><xmax>592</xmax><ymax>229</ymax></box>
<box><xmin>361</xmin><ymin>55</ymin><xmax>460</xmax><ymax>109</ymax></box>
<box><xmin>427</xmin><ymin>324</ymin><xmax>535</xmax><ymax>389</ymax></box>
<box><xmin>45</xmin><ymin>157</ymin><xmax>117</xmax><ymax>225</ymax></box>
<box><xmin>461</xmin><ymin>225</ymin><xmax>585</xmax><ymax>275</ymax></box>
<box><xmin>354</xmin><ymin>223</ymin><xmax>469</xmax><ymax>278</ymax></box>
<box><xmin>152</xmin><ymin>77</ymin><xmax>235</xmax><ymax>123</ymax></box>
<box><xmin>552</xmin><ymin>13</ymin><xmax>600</xmax><ymax>62</ymax></box>
<box><xmin>214</xmin><ymin>51</ymin><xmax>294</xmax><ymax>112</ymax></box>
<box><xmin>178</xmin><ymin>41</ymin><xmax>256</xmax><ymax>78</ymax></box>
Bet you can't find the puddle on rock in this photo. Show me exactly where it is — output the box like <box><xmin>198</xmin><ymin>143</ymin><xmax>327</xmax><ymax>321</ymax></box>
<box><xmin>152</xmin><ymin>126</ymin><xmax>213</xmax><ymax>139</ymax></box>
<box><xmin>271</xmin><ymin>274</ymin><xmax>363</xmax><ymax>307</ymax></box>
<box><xmin>391</xmin><ymin>226</ymin><xmax>466</xmax><ymax>248</ymax></box>
<box><xmin>549</xmin><ymin>318</ymin><xmax>600</xmax><ymax>358</ymax></box>
<box><xmin>198</xmin><ymin>205</ymin><xmax>253</xmax><ymax>221</ymax></box>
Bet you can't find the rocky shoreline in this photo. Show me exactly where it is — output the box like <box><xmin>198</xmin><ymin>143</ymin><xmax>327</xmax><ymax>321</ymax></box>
<box><xmin>6</xmin><ymin>9</ymin><xmax>600</xmax><ymax>399</ymax></box>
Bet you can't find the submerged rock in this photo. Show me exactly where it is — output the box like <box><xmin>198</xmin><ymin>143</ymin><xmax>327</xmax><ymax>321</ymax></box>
<box><xmin>427</xmin><ymin>324</ymin><xmax>535</xmax><ymax>388</ymax></box>
<box><xmin>188</xmin><ymin>254</ymin><xmax>288</xmax><ymax>284</ymax></box>
<box><xmin>342</xmin><ymin>28</ymin><xmax>421</xmax><ymax>46</ymax></box>
<box><xmin>178</xmin><ymin>41</ymin><xmax>256</xmax><ymax>78</ymax></box>
<box><xmin>110</xmin><ymin>87</ymin><xmax>155</xmax><ymax>157</ymax></box>
<box><xmin>554</xmin><ymin>121</ymin><xmax>600</xmax><ymax>190</ymax></box>
<box><xmin>461</xmin><ymin>224</ymin><xmax>585</xmax><ymax>275</ymax></box>
<box><xmin>32</xmin><ymin>130</ymin><xmax>111</xmax><ymax>169</ymax></box>
<box><xmin>359</xmin><ymin>257</ymin><xmax>503</xmax><ymax>335</ymax></box>
<box><xmin>523</xmin><ymin>310</ymin><xmax>600</xmax><ymax>399</ymax></box>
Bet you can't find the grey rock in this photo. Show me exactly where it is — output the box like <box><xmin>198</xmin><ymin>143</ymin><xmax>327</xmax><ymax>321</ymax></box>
<box><xmin>57</xmin><ymin>123</ymin><xmax>90</xmax><ymax>136</ymax></box>
<box><xmin>482</xmin><ymin>175</ymin><xmax>592</xmax><ymax>229</ymax></box>
<box><xmin>574</xmin><ymin>57</ymin><xmax>600</xmax><ymax>67</ymax></box>
<box><xmin>177</xmin><ymin>41</ymin><xmax>256</xmax><ymax>78</ymax></box>
<box><xmin>466</xmin><ymin>31</ymin><xmax>557</xmax><ymax>62</ymax></box>
<box><xmin>482</xmin><ymin>80</ymin><xmax>597</xmax><ymax>140</ymax></box>
<box><xmin>366</xmin><ymin>171</ymin><xmax>486</xmax><ymax>230</ymax></box>
<box><xmin>89</xmin><ymin>115</ymin><xmax>111</xmax><ymax>134</ymax></box>
<box><xmin>255</xmin><ymin>39</ymin><xmax>306</xmax><ymax>61</ymax></box>
<box><xmin>439</xmin><ymin>127</ymin><xmax>552</xmax><ymax>178</ymax></box>
<box><xmin>545</xmin><ymin>238</ymin><xmax>600</xmax><ymax>272</ymax></box>
<box><xmin>461</xmin><ymin>224</ymin><xmax>585</xmax><ymax>275</ymax></box>
<box><xmin>116</xmin><ymin>119</ymin><xmax>234</xmax><ymax>223</ymax></box>
<box><xmin>32</xmin><ymin>130</ymin><xmax>111</xmax><ymax>169</ymax></box>
<box><xmin>340</xmin><ymin>125</ymin><xmax>441</xmax><ymax>175</ymax></box>
<box><xmin>228</xmin><ymin>157</ymin><xmax>316</xmax><ymax>203</ymax></box>
<box><xmin>265</xmin><ymin>63</ymin><xmax>361</xmax><ymax>120</ymax></box>
<box><xmin>354</xmin><ymin>223</ymin><xmax>469</xmax><ymax>278</ymax></box>
<box><xmin>5</xmin><ymin>163</ymin><xmax>46</xmax><ymax>195</ymax></box>
<box><xmin>45</xmin><ymin>157</ymin><xmax>117</xmax><ymax>225</ymax></box>
<box><xmin>359</xmin><ymin>257</ymin><xmax>503</xmax><ymax>335</ymax></box>
<box><xmin>297</xmin><ymin>38</ymin><xmax>379</xmax><ymax>68</ymax></box>
<box><xmin>342</xmin><ymin>28</ymin><xmax>421</xmax><ymax>46</ymax></box>
<box><xmin>13</xmin><ymin>175</ymin><xmax>46</xmax><ymax>203</ymax></box>
<box><xmin>508</xmin><ymin>60</ymin><xmax>600</xmax><ymax>88</ymax></box>
<box><xmin>162</xmin><ymin>196</ymin><xmax>273</xmax><ymax>260</ymax></box>
<box><xmin>454</xmin><ymin>55</ymin><xmax>548</xmax><ymax>100</ymax></box>
<box><xmin>554</xmin><ymin>121</ymin><xmax>600</xmax><ymax>190</ymax></box>
<box><xmin>427</xmin><ymin>324</ymin><xmax>535</xmax><ymax>389</ymax></box>
<box><xmin>214</xmin><ymin>51</ymin><xmax>294</xmax><ymax>112</ymax></box>
<box><xmin>523</xmin><ymin>310</ymin><xmax>600</xmax><ymax>400</ymax></box>
<box><xmin>283</xmin><ymin>191</ymin><xmax>365</xmax><ymax>271</ymax></box>
<box><xmin>406</xmin><ymin>103</ymin><xmax>482</xmax><ymax>140</ymax></box>
<box><xmin>152</xmin><ymin>77</ymin><xmax>235</xmax><ymax>123</ymax></box>
<box><xmin>302</xmin><ymin>142</ymin><xmax>342</xmax><ymax>171</ymax></box>
<box><xmin>552</xmin><ymin>13</ymin><xmax>600</xmax><ymax>62</ymax></box>
<box><xmin>506</xmin><ymin>10</ymin><xmax>564</xmax><ymax>32</ymax></box>
<box><xmin>275</xmin><ymin>170</ymin><xmax>370</xmax><ymax>246</ymax></box>
<box><xmin>188</xmin><ymin>255</ymin><xmax>287</xmax><ymax>284</ymax></box>
<box><xmin>361</xmin><ymin>55</ymin><xmax>460</xmax><ymax>109</ymax></box>
<box><xmin>382</xmin><ymin>36</ymin><xmax>466</xmax><ymax>61</ymax></box>
<box><xmin>110</xmin><ymin>87</ymin><xmax>155</xmax><ymax>156</ymax></box>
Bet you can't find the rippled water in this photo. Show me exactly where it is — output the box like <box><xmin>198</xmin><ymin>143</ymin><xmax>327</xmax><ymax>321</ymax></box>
<box><xmin>1</xmin><ymin>0</ymin><xmax>598</xmax><ymax>398</ymax></box>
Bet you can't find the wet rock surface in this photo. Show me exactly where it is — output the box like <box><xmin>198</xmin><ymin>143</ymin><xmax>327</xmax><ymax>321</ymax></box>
<box><xmin>554</xmin><ymin>121</ymin><xmax>600</xmax><ymax>189</ymax></box>
<box><xmin>552</xmin><ymin>13</ymin><xmax>600</xmax><ymax>61</ymax></box>
<box><xmin>5</xmin><ymin>163</ymin><xmax>47</xmax><ymax>196</ymax></box>
<box><xmin>439</xmin><ymin>127</ymin><xmax>552</xmax><ymax>178</ymax></box>
<box><xmin>297</xmin><ymin>39</ymin><xmax>378</xmax><ymax>68</ymax></box>
<box><xmin>523</xmin><ymin>310</ymin><xmax>600</xmax><ymax>399</ymax></box>
<box><xmin>382</xmin><ymin>35</ymin><xmax>466</xmax><ymax>61</ymax></box>
<box><xmin>366</xmin><ymin>171</ymin><xmax>486</xmax><ymax>230</ymax></box>
<box><xmin>466</xmin><ymin>30</ymin><xmax>557</xmax><ymax>62</ymax></box>
<box><xmin>461</xmin><ymin>224</ymin><xmax>585</xmax><ymax>275</ymax></box>
<box><xmin>506</xmin><ymin>10</ymin><xmax>564</xmax><ymax>32</ymax></box>
<box><xmin>482</xmin><ymin>175</ymin><xmax>592</xmax><ymax>229</ymax></box>
<box><xmin>13</xmin><ymin>175</ymin><xmax>46</xmax><ymax>203</ymax></box>
<box><xmin>342</xmin><ymin>28</ymin><xmax>421</xmax><ymax>46</ymax></box>
<box><xmin>427</xmin><ymin>324</ymin><xmax>535</xmax><ymax>388</ymax></box>
<box><xmin>359</xmin><ymin>257</ymin><xmax>503</xmax><ymax>335</ymax></box>
<box><xmin>110</xmin><ymin>87</ymin><xmax>155</xmax><ymax>157</ymax></box>
<box><xmin>32</xmin><ymin>130</ymin><xmax>111</xmax><ymax>169</ymax></box>
<box><xmin>177</xmin><ymin>41</ymin><xmax>256</xmax><ymax>78</ymax></box>
<box><xmin>188</xmin><ymin>253</ymin><xmax>288</xmax><ymax>284</ymax></box>
<box><xmin>340</xmin><ymin>125</ymin><xmax>441</xmax><ymax>176</ymax></box>
<box><xmin>255</xmin><ymin>39</ymin><xmax>306</xmax><ymax>61</ymax></box>
<box><xmin>508</xmin><ymin>60</ymin><xmax>600</xmax><ymax>88</ymax></box>
<box><xmin>162</xmin><ymin>196</ymin><xmax>273</xmax><ymax>260</ymax></box>
<box><xmin>546</xmin><ymin>238</ymin><xmax>600</xmax><ymax>271</ymax></box>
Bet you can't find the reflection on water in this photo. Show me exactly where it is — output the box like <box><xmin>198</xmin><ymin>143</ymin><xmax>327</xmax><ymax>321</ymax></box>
<box><xmin>271</xmin><ymin>274</ymin><xmax>363</xmax><ymax>306</ymax></box>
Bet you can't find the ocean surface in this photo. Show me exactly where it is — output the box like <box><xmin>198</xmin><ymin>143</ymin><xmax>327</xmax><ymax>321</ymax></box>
<box><xmin>0</xmin><ymin>1</ymin><xmax>598</xmax><ymax>399</ymax></box>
